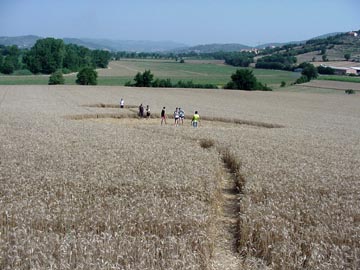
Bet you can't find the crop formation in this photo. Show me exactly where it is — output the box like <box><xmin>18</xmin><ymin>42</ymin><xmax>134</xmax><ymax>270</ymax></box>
<box><xmin>1</xmin><ymin>85</ymin><xmax>359</xmax><ymax>269</ymax></box>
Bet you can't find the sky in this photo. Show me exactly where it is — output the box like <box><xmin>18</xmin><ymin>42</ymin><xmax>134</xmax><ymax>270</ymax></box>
<box><xmin>0</xmin><ymin>0</ymin><xmax>359</xmax><ymax>46</ymax></box>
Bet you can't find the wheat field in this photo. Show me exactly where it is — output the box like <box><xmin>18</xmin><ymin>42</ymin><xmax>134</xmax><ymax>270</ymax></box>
<box><xmin>1</xmin><ymin>85</ymin><xmax>359</xmax><ymax>269</ymax></box>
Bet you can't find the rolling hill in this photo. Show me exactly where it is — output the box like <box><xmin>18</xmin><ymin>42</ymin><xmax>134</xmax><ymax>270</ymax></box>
<box><xmin>0</xmin><ymin>35</ymin><xmax>188</xmax><ymax>52</ymax></box>
<box><xmin>173</xmin><ymin>43</ymin><xmax>252</xmax><ymax>53</ymax></box>
<box><xmin>0</xmin><ymin>31</ymin><xmax>358</xmax><ymax>57</ymax></box>
<box><xmin>0</xmin><ymin>35</ymin><xmax>41</xmax><ymax>48</ymax></box>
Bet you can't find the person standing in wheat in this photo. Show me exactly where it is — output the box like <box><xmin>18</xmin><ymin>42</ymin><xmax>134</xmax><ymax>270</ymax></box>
<box><xmin>146</xmin><ymin>105</ymin><xmax>151</xmax><ymax>119</ymax></box>
<box><xmin>174</xmin><ymin>107</ymin><xmax>180</xmax><ymax>126</ymax></box>
<box><xmin>179</xmin><ymin>107</ymin><xmax>185</xmax><ymax>125</ymax></box>
<box><xmin>161</xmin><ymin>107</ymin><xmax>166</xmax><ymax>125</ymax></box>
<box><xmin>139</xmin><ymin>103</ymin><xmax>144</xmax><ymax>118</ymax></box>
<box><xmin>191</xmin><ymin>111</ymin><xmax>200</xmax><ymax>128</ymax></box>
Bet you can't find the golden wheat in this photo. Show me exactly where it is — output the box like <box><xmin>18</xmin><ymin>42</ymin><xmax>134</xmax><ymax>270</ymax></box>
<box><xmin>1</xmin><ymin>85</ymin><xmax>359</xmax><ymax>269</ymax></box>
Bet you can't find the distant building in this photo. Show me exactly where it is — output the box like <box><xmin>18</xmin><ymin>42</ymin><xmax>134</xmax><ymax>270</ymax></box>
<box><xmin>351</xmin><ymin>67</ymin><xmax>360</xmax><ymax>75</ymax></box>
<box><xmin>348</xmin><ymin>31</ymin><xmax>358</xmax><ymax>37</ymax></box>
<box><xmin>321</xmin><ymin>64</ymin><xmax>359</xmax><ymax>75</ymax></box>
<box><xmin>241</xmin><ymin>48</ymin><xmax>259</xmax><ymax>54</ymax></box>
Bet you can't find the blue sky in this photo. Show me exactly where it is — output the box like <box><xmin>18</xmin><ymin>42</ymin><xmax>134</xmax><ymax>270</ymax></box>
<box><xmin>0</xmin><ymin>0</ymin><xmax>359</xmax><ymax>46</ymax></box>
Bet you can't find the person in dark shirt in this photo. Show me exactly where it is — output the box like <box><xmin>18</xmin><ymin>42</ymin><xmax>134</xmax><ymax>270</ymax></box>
<box><xmin>161</xmin><ymin>107</ymin><xmax>166</xmax><ymax>125</ymax></box>
<box><xmin>139</xmin><ymin>104</ymin><xmax>144</xmax><ymax>118</ymax></box>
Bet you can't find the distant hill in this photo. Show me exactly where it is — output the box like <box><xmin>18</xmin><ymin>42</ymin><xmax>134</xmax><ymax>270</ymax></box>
<box><xmin>79</xmin><ymin>38</ymin><xmax>188</xmax><ymax>52</ymax></box>
<box><xmin>0</xmin><ymin>35</ymin><xmax>188</xmax><ymax>52</ymax></box>
<box><xmin>310</xmin><ymin>32</ymin><xmax>344</xmax><ymax>40</ymax></box>
<box><xmin>62</xmin><ymin>38</ymin><xmax>109</xmax><ymax>50</ymax></box>
<box><xmin>255</xmin><ymin>33</ymin><xmax>344</xmax><ymax>49</ymax></box>
<box><xmin>173</xmin><ymin>43</ymin><xmax>252</xmax><ymax>53</ymax></box>
<box><xmin>0</xmin><ymin>35</ymin><xmax>41</xmax><ymax>48</ymax></box>
<box><xmin>0</xmin><ymin>31</ymin><xmax>357</xmax><ymax>55</ymax></box>
<box><xmin>255</xmin><ymin>41</ymin><xmax>301</xmax><ymax>49</ymax></box>
<box><xmin>255</xmin><ymin>30</ymin><xmax>360</xmax><ymax>64</ymax></box>
<box><xmin>175</xmin><ymin>32</ymin><xmax>348</xmax><ymax>53</ymax></box>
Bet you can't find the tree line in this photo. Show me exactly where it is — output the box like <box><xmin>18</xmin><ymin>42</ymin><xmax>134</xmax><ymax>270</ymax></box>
<box><xmin>113</xmin><ymin>50</ymin><xmax>255</xmax><ymax>67</ymax></box>
<box><xmin>126</xmin><ymin>69</ymin><xmax>271</xmax><ymax>91</ymax></box>
<box><xmin>0</xmin><ymin>38</ymin><xmax>111</xmax><ymax>75</ymax></box>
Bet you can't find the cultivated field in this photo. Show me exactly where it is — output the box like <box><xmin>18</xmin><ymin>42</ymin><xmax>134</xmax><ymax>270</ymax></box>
<box><xmin>296</xmin><ymin>44</ymin><xmax>360</xmax><ymax>63</ymax></box>
<box><xmin>0</xmin><ymin>59</ymin><xmax>300</xmax><ymax>88</ymax></box>
<box><xmin>301</xmin><ymin>80</ymin><xmax>360</xmax><ymax>91</ymax></box>
<box><xmin>1</xmin><ymin>85</ymin><xmax>359</xmax><ymax>269</ymax></box>
<box><xmin>99</xmin><ymin>60</ymin><xmax>300</xmax><ymax>88</ymax></box>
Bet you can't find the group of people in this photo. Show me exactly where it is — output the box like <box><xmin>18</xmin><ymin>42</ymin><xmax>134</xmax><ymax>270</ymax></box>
<box><xmin>161</xmin><ymin>107</ymin><xmax>200</xmax><ymax>127</ymax></box>
<box><xmin>138</xmin><ymin>104</ymin><xmax>151</xmax><ymax>119</ymax></box>
<box><xmin>173</xmin><ymin>107</ymin><xmax>185</xmax><ymax>126</ymax></box>
<box><xmin>120</xmin><ymin>98</ymin><xmax>200</xmax><ymax>127</ymax></box>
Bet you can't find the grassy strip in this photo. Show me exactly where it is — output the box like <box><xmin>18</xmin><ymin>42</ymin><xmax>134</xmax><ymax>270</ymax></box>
<box><xmin>318</xmin><ymin>75</ymin><xmax>360</xmax><ymax>83</ymax></box>
<box><xmin>0</xmin><ymin>75</ymin><xmax>78</xmax><ymax>85</ymax></box>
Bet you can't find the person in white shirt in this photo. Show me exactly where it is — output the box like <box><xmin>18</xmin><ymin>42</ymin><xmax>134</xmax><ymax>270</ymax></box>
<box><xmin>174</xmin><ymin>107</ymin><xmax>180</xmax><ymax>126</ymax></box>
<box><xmin>146</xmin><ymin>105</ymin><xmax>151</xmax><ymax>119</ymax></box>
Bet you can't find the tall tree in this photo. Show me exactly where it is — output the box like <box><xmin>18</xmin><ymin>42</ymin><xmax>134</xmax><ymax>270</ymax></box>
<box><xmin>134</xmin><ymin>70</ymin><xmax>154</xmax><ymax>87</ymax></box>
<box><xmin>1</xmin><ymin>56</ymin><xmax>15</xmax><ymax>74</ymax></box>
<box><xmin>302</xmin><ymin>63</ymin><xmax>318</xmax><ymax>80</ymax></box>
<box><xmin>0</xmin><ymin>55</ymin><xmax>3</xmax><ymax>72</ymax></box>
<box><xmin>76</xmin><ymin>67</ymin><xmax>97</xmax><ymax>85</ymax></box>
<box><xmin>23</xmin><ymin>38</ymin><xmax>65</xmax><ymax>74</ymax></box>
<box><xmin>225</xmin><ymin>69</ymin><xmax>257</xmax><ymax>90</ymax></box>
<box><xmin>63</xmin><ymin>44</ymin><xmax>81</xmax><ymax>71</ymax></box>
<box><xmin>91</xmin><ymin>50</ymin><xmax>111</xmax><ymax>68</ymax></box>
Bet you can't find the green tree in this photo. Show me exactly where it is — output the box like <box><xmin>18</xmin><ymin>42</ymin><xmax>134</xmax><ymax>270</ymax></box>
<box><xmin>6</xmin><ymin>45</ymin><xmax>21</xmax><ymax>70</ymax></box>
<box><xmin>344</xmin><ymin>53</ymin><xmax>351</xmax><ymax>61</ymax></box>
<box><xmin>91</xmin><ymin>50</ymin><xmax>111</xmax><ymax>68</ymax></box>
<box><xmin>322</xmin><ymin>54</ymin><xmax>328</xmax><ymax>62</ymax></box>
<box><xmin>134</xmin><ymin>70</ymin><xmax>154</xmax><ymax>87</ymax></box>
<box><xmin>295</xmin><ymin>76</ymin><xmax>310</xmax><ymax>84</ymax></box>
<box><xmin>152</xmin><ymin>78</ymin><xmax>173</xmax><ymax>87</ymax></box>
<box><xmin>77</xmin><ymin>46</ymin><xmax>93</xmax><ymax>68</ymax></box>
<box><xmin>0</xmin><ymin>55</ymin><xmax>3</xmax><ymax>72</ymax></box>
<box><xmin>317</xmin><ymin>66</ymin><xmax>335</xmax><ymax>75</ymax></box>
<box><xmin>76</xmin><ymin>67</ymin><xmax>97</xmax><ymax>85</ymax></box>
<box><xmin>48</xmin><ymin>70</ymin><xmax>65</xmax><ymax>85</ymax></box>
<box><xmin>1</xmin><ymin>56</ymin><xmax>15</xmax><ymax>74</ymax></box>
<box><xmin>301</xmin><ymin>63</ymin><xmax>318</xmax><ymax>81</ymax></box>
<box><xmin>225</xmin><ymin>69</ymin><xmax>257</xmax><ymax>90</ymax></box>
<box><xmin>63</xmin><ymin>44</ymin><xmax>81</xmax><ymax>72</ymax></box>
<box><xmin>23</xmin><ymin>38</ymin><xmax>65</xmax><ymax>74</ymax></box>
<box><xmin>224</xmin><ymin>69</ymin><xmax>271</xmax><ymax>91</ymax></box>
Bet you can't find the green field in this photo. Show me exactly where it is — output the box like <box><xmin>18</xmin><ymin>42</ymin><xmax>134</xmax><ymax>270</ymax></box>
<box><xmin>0</xmin><ymin>75</ymin><xmax>50</xmax><ymax>85</ymax></box>
<box><xmin>0</xmin><ymin>75</ymin><xmax>78</xmax><ymax>85</ymax></box>
<box><xmin>0</xmin><ymin>59</ymin><xmax>301</xmax><ymax>88</ymax></box>
<box><xmin>318</xmin><ymin>75</ymin><xmax>360</xmax><ymax>83</ymax></box>
<box><xmin>105</xmin><ymin>59</ymin><xmax>301</xmax><ymax>87</ymax></box>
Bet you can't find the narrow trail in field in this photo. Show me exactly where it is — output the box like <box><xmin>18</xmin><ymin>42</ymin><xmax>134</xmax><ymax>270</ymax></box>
<box><xmin>180</xmin><ymin>70</ymin><xmax>209</xmax><ymax>76</ymax></box>
<box><xmin>212</xmin><ymin>149</ymin><xmax>241</xmax><ymax>270</ymax></box>
<box><xmin>0</xmin><ymin>88</ymin><xmax>9</xmax><ymax>109</ymax></box>
<box><xmin>111</xmin><ymin>62</ymin><xmax>140</xmax><ymax>72</ymax></box>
